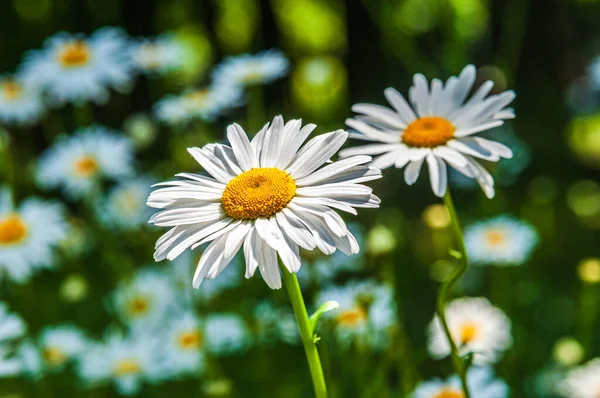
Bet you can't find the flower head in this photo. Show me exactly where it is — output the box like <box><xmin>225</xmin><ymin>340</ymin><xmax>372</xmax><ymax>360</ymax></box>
<box><xmin>411</xmin><ymin>366</ymin><xmax>508</xmax><ymax>398</ymax></box>
<box><xmin>129</xmin><ymin>33</ymin><xmax>188</xmax><ymax>75</ymax></box>
<box><xmin>562</xmin><ymin>358</ymin><xmax>600</xmax><ymax>398</ymax></box>
<box><xmin>0</xmin><ymin>188</ymin><xmax>68</xmax><ymax>283</ymax></box>
<box><xmin>316</xmin><ymin>280</ymin><xmax>397</xmax><ymax>349</ymax></box>
<box><xmin>21</xmin><ymin>27</ymin><xmax>135</xmax><ymax>105</ymax></box>
<box><xmin>37</xmin><ymin>126</ymin><xmax>135</xmax><ymax>199</ymax></box>
<box><xmin>0</xmin><ymin>302</ymin><xmax>26</xmax><ymax>377</ymax></box>
<box><xmin>212</xmin><ymin>49</ymin><xmax>289</xmax><ymax>87</ymax></box>
<box><xmin>204</xmin><ymin>313</ymin><xmax>252</xmax><ymax>356</ymax></box>
<box><xmin>38</xmin><ymin>324</ymin><xmax>88</xmax><ymax>372</ymax></box>
<box><xmin>0</xmin><ymin>74</ymin><xmax>45</xmax><ymax>127</ymax></box>
<box><xmin>96</xmin><ymin>177</ymin><xmax>155</xmax><ymax>230</ymax></box>
<box><xmin>465</xmin><ymin>215</ymin><xmax>539</xmax><ymax>266</ymax></box>
<box><xmin>427</xmin><ymin>297</ymin><xmax>512</xmax><ymax>365</ymax></box>
<box><xmin>160</xmin><ymin>311</ymin><xmax>205</xmax><ymax>377</ymax></box>
<box><xmin>341</xmin><ymin>65</ymin><xmax>515</xmax><ymax>198</ymax></box>
<box><xmin>147</xmin><ymin>116</ymin><xmax>381</xmax><ymax>289</ymax></box>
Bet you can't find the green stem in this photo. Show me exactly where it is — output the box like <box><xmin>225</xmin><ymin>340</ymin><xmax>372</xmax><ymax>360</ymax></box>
<box><xmin>247</xmin><ymin>85</ymin><xmax>266</xmax><ymax>134</ymax></box>
<box><xmin>436</xmin><ymin>189</ymin><xmax>471</xmax><ymax>398</ymax></box>
<box><xmin>281</xmin><ymin>266</ymin><xmax>328</xmax><ymax>398</ymax></box>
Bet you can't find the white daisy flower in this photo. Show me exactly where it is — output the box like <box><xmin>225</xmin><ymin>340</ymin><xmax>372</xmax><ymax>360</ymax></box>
<box><xmin>212</xmin><ymin>49</ymin><xmax>289</xmax><ymax>87</ymax></box>
<box><xmin>160</xmin><ymin>312</ymin><xmax>205</xmax><ymax>377</ymax></box>
<box><xmin>129</xmin><ymin>33</ymin><xmax>187</xmax><ymax>75</ymax></box>
<box><xmin>77</xmin><ymin>333</ymin><xmax>161</xmax><ymax>396</ymax></box>
<box><xmin>21</xmin><ymin>27</ymin><xmax>135</xmax><ymax>105</ymax></box>
<box><xmin>147</xmin><ymin>116</ymin><xmax>381</xmax><ymax>289</ymax></box>
<box><xmin>37</xmin><ymin>126</ymin><xmax>135</xmax><ymax>199</ymax></box>
<box><xmin>204</xmin><ymin>313</ymin><xmax>252</xmax><ymax>356</ymax></box>
<box><xmin>0</xmin><ymin>302</ymin><xmax>26</xmax><ymax>377</ymax></box>
<box><xmin>562</xmin><ymin>358</ymin><xmax>600</xmax><ymax>398</ymax></box>
<box><xmin>427</xmin><ymin>297</ymin><xmax>512</xmax><ymax>365</ymax></box>
<box><xmin>109</xmin><ymin>267</ymin><xmax>179</xmax><ymax>331</ymax></box>
<box><xmin>0</xmin><ymin>75</ymin><xmax>45</xmax><ymax>127</ymax></box>
<box><xmin>411</xmin><ymin>366</ymin><xmax>508</xmax><ymax>398</ymax></box>
<box><xmin>464</xmin><ymin>215</ymin><xmax>539</xmax><ymax>266</ymax></box>
<box><xmin>316</xmin><ymin>280</ymin><xmax>397</xmax><ymax>350</ymax></box>
<box><xmin>0</xmin><ymin>188</ymin><xmax>68</xmax><ymax>283</ymax></box>
<box><xmin>153</xmin><ymin>84</ymin><xmax>243</xmax><ymax>125</ymax></box>
<box><xmin>340</xmin><ymin>65</ymin><xmax>516</xmax><ymax>198</ymax></box>
<box><xmin>96</xmin><ymin>177</ymin><xmax>155</xmax><ymax>230</ymax></box>
<box><xmin>14</xmin><ymin>340</ymin><xmax>43</xmax><ymax>379</ymax></box>
<box><xmin>37</xmin><ymin>324</ymin><xmax>88</xmax><ymax>372</ymax></box>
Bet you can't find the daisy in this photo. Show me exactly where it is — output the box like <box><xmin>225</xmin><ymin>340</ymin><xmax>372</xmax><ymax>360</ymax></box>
<box><xmin>153</xmin><ymin>84</ymin><xmax>243</xmax><ymax>125</ymax></box>
<box><xmin>0</xmin><ymin>74</ymin><xmax>45</xmax><ymax>127</ymax></box>
<box><xmin>411</xmin><ymin>366</ymin><xmax>508</xmax><ymax>398</ymax></box>
<box><xmin>0</xmin><ymin>188</ymin><xmax>68</xmax><ymax>283</ymax></box>
<box><xmin>427</xmin><ymin>297</ymin><xmax>512</xmax><ymax>365</ymax></box>
<box><xmin>464</xmin><ymin>215</ymin><xmax>539</xmax><ymax>266</ymax></box>
<box><xmin>160</xmin><ymin>312</ymin><xmax>205</xmax><ymax>377</ymax></box>
<box><xmin>129</xmin><ymin>33</ymin><xmax>187</xmax><ymax>75</ymax></box>
<box><xmin>147</xmin><ymin>115</ymin><xmax>381</xmax><ymax>289</ymax></box>
<box><xmin>37</xmin><ymin>324</ymin><xmax>88</xmax><ymax>372</ymax></box>
<box><xmin>77</xmin><ymin>333</ymin><xmax>161</xmax><ymax>396</ymax></box>
<box><xmin>340</xmin><ymin>65</ymin><xmax>516</xmax><ymax>198</ymax></box>
<box><xmin>96</xmin><ymin>177</ymin><xmax>155</xmax><ymax>230</ymax></box>
<box><xmin>0</xmin><ymin>302</ymin><xmax>26</xmax><ymax>377</ymax></box>
<box><xmin>204</xmin><ymin>313</ymin><xmax>252</xmax><ymax>356</ymax></box>
<box><xmin>109</xmin><ymin>267</ymin><xmax>179</xmax><ymax>331</ymax></box>
<box><xmin>21</xmin><ymin>27</ymin><xmax>135</xmax><ymax>105</ymax></box>
<box><xmin>36</xmin><ymin>126</ymin><xmax>135</xmax><ymax>199</ymax></box>
<box><xmin>212</xmin><ymin>49</ymin><xmax>289</xmax><ymax>87</ymax></box>
<box><xmin>316</xmin><ymin>280</ymin><xmax>397</xmax><ymax>350</ymax></box>
<box><xmin>562</xmin><ymin>358</ymin><xmax>600</xmax><ymax>398</ymax></box>
<box><xmin>14</xmin><ymin>340</ymin><xmax>42</xmax><ymax>379</ymax></box>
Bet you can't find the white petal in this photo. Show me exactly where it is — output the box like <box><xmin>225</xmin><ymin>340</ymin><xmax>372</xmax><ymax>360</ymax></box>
<box><xmin>187</xmin><ymin>147</ymin><xmax>234</xmax><ymax>184</ymax></box>
<box><xmin>447</xmin><ymin>138</ymin><xmax>498</xmax><ymax>161</ymax></box>
<box><xmin>371</xmin><ymin>150</ymin><xmax>402</xmax><ymax>170</ymax></box>
<box><xmin>433</xmin><ymin>146</ymin><xmax>468</xmax><ymax>167</ymax></box>
<box><xmin>244</xmin><ymin>227</ymin><xmax>260</xmax><ymax>278</ymax></box>
<box><xmin>351</xmin><ymin>103</ymin><xmax>405</xmax><ymax>129</ymax></box>
<box><xmin>295</xmin><ymin>155</ymin><xmax>372</xmax><ymax>186</ymax></box>
<box><xmin>404</xmin><ymin>158</ymin><xmax>425</xmax><ymax>185</ymax></box>
<box><xmin>257</xmin><ymin>241</ymin><xmax>281</xmax><ymax>289</ymax></box>
<box><xmin>384</xmin><ymin>87</ymin><xmax>417</xmax><ymax>124</ymax></box>
<box><xmin>426</xmin><ymin>154</ymin><xmax>447</xmax><ymax>197</ymax></box>
<box><xmin>276</xmin><ymin>211</ymin><xmax>316</xmax><ymax>250</ymax></box>
<box><xmin>227</xmin><ymin>123</ymin><xmax>256</xmax><ymax>170</ymax></box>
<box><xmin>260</xmin><ymin>115</ymin><xmax>285</xmax><ymax>167</ymax></box>
<box><xmin>409</xmin><ymin>73</ymin><xmax>430</xmax><ymax>117</ymax></box>
<box><xmin>346</xmin><ymin>118</ymin><xmax>399</xmax><ymax>143</ymax></box>
<box><xmin>287</xmin><ymin>130</ymin><xmax>349</xmax><ymax>179</ymax></box>
<box><xmin>454</xmin><ymin>120</ymin><xmax>504</xmax><ymax>137</ymax></box>
<box><xmin>338</xmin><ymin>143</ymin><xmax>403</xmax><ymax>158</ymax></box>
<box><xmin>473</xmin><ymin>137</ymin><xmax>513</xmax><ymax>159</ymax></box>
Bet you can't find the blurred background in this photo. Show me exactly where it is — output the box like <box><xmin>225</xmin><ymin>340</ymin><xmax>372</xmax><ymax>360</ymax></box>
<box><xmin>0</xmin><ymin>0</ymin><xmax>600</xmax><ymax>397</ymax></box>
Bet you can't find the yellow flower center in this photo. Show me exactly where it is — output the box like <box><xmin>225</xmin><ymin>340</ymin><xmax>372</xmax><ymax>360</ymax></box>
<box><xmin>2</xmin><ymin>80</ymin><xmax>22</xmax><ymax>100</ymax></box>
<box><xmin>0</xmin><ymin>214</ymin><xmax>28</xmax><ymax>245</ymax></box>
<box><xmin>433</xmin><ymin>389</ymin><xmax>464</xmax><ymax>398</ymax></box>
<box><xmin>177</xmin><ymin>330</ymin><xmax>203</xmax><ymax>350</ymax></box>
<box><xmin>57</xmin><ymin>40</ymin><xmax>92</xmax><ymax>68</ymax></box>
<box><xmin>336</xmin><ymin>307</ymin><xmax>367</xmax><ymax>327</ymax></box>
<box><xmin>43</xmin><ymin>347</ymin><xmax>67</xmax><ymax>366</ymax></box>
<box><xmin>127</xmin><ymin>297</ymin><xmax>150</xmax><ymax>316</ymax></box>
<box><xmin>458</xmin><ymin>322</ymin><xmax>479</xmax><ymax>345</ymax></box>
<box><xmin>185</xmin><ymin>89</ymin><xmax>209</xmax><ymax>106</ymax></box>
<box><xmin>402</xmin><ymin>116</ymin><xmax>455</xmax><ymax>148</ymax></box>
<box><xmin>73</xmin><ymin>156</ymin><xmax>99</xmax><ymax>177</ymax></box>
<box><xmin>486</xmin><ymin>230</ymin><xmax>506</xmax><ymax>246</ymax></box>
<box><xmin>221</xmin><ymin>168</ymin><xmax>296</xmax><ymax>220</ymax></box>
<box><xmin>114</xmin><ymin>359</ymin><xmax>140</xmax><ymax>376</ymax></box>
<box><xmin>137</xmin><ymin>43</ymin><xmax>162</xmax><ymax>69</ymax></box>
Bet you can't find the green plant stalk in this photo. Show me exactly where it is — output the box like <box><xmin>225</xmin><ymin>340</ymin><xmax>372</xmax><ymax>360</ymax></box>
<box><xmin>247</xmin><ymin>85</ymin><xmax>266</xmax><ymax>134</ymax></box>
<box><xmin>436</xmin><ymin>189</ymin><xmax>471</xmax><ymax>398</ymax></box>
<box><xmin>281</xmin><ymin>266</ymin><xmax>328</xmax><ymax>398</ymax></box>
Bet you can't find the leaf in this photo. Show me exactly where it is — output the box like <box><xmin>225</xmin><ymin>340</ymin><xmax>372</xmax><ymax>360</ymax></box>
<box><xmin>449</xmin><ymin>249</ymin><xmax>463</xmax><ymax>259</ymax></box>
<box><xmin>309</xmin><ymin>300</ymin><xmax>340</xmax><ymax>335</ymax></box>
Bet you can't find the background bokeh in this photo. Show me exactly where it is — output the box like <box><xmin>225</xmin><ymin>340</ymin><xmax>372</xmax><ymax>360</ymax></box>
<box><xmin>1</xmin><ymin>0</ymin><xmax>600</xmax><ymax>397</ymax></box>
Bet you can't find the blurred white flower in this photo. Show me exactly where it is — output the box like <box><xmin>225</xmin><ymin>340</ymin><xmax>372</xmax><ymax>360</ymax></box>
<box><xmin>0</xmin><ymin>302</ymin><xmax>26</xmax><ymax>377</ymax></box>
<box><xmin>38</xmin><ymin>324</ymin><xmax>88</xmax><ymax>372</ymax></box>
<box><xmin>465</xmin><ymin>215</ymin><xmax>539</xmax><ymax>266</ymax></box>
<box><xmin>0</xmin><ymin>74</ymin><xmax>45</xmax><ymax>127</ymax></box>
<box><xmin>147</xmin><ymin>116</ymin><xmax>380</xmax><ymax>289</ymax></box>
<box><xmin>411</xmin><ymin>366</ymin><xmax>508</xmax><ymax>398</ymax></box>
<box><xmin>212</xmin><ymin>49</ymin><xmax>289</xmax><ymax>87</ymax></box>
<box><xmin>427</xmin><ymin>297</ymin><xmax>512</xmax><ymax>365</ymax></box>
<box><xmin>204</xmin><ymin>313</ymin><xmax>251</xmax><ymax>356</ymax></box>
<box><xmin>21</xmin><ymin>27</ymin><xmax>135</xmax><ymax>105</ymax></box>
<box><xmin>36</xmin><ymin>126</ymin><xmax>135</xmax><ymax>199</ymax></box>
<box><xmin>160</xmin><ymin>311</ymin><xmax>205</xmax><ymax>378</ymax></box>
<box><xmin>77</xmin><ymin>332</ymin><xmax>162</xmax><ymax>396</ymax></box>
<box><xmin>253</xmin><ymin>300</ymin><xmax>299</xmax><ymax>345</ymax></box>
<box><xmin>129</xmin><ymin>33</ymin><xmax>188</xmax><ymax>75</ymax></box>
<box><xmin>96</xmin><ymin>177</ymin><xmax>155</xmax><ymax>230</ymax></box>
<box><xmin>562</xmin><ymin>358</ymin><xmax>600</xmax><ymax>398</ymax></box>
<box><xmin>153</xmin><ymin>84</ymin><xmax>242</xmax><ymax>125</ymax></box>
<box><xmin>0</xmin><ymin>188</ymin><xmax>68</xmax><ymax>283</ymax></box>
<box><xmin>110</xmin><ymin>268</ymin><xmax>179</xmax><ymax>332</ymax></box>
<box><xmin>341</xmin><ymin>65</ymin><xmax>516</xmax><ymax>198</ymax></box>
<box><xmin>316</xmin><ymin>280</ymin><xmax>397</xmax><ymax>350</ymax></box>
<box><xmin>15</xmin><ymin>340</ymin><xmax>42</xmax><ymax>380</ymax></box>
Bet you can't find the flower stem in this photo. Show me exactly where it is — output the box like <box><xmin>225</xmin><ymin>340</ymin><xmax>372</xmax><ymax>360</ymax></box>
<box><xmin>247</xmin><ymin>85</ymin><xmax>266</xmax><ymax>134</ymax></box>
<box><xmin>281</xmin><ymin>266</ymin><xmax>328</xmax><ymax>398</ymax></box>
<box><xmin>436</xmin><ymin>189</ymin><xmax>471</xmax><ymax>398</ymax></box>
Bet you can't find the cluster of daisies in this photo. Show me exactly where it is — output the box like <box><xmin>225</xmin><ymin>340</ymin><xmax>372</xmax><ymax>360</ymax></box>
<box><xmin>0</xmin><ymin>26</ymin><xmax>288</xmax><ymax>127</ymax></box>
